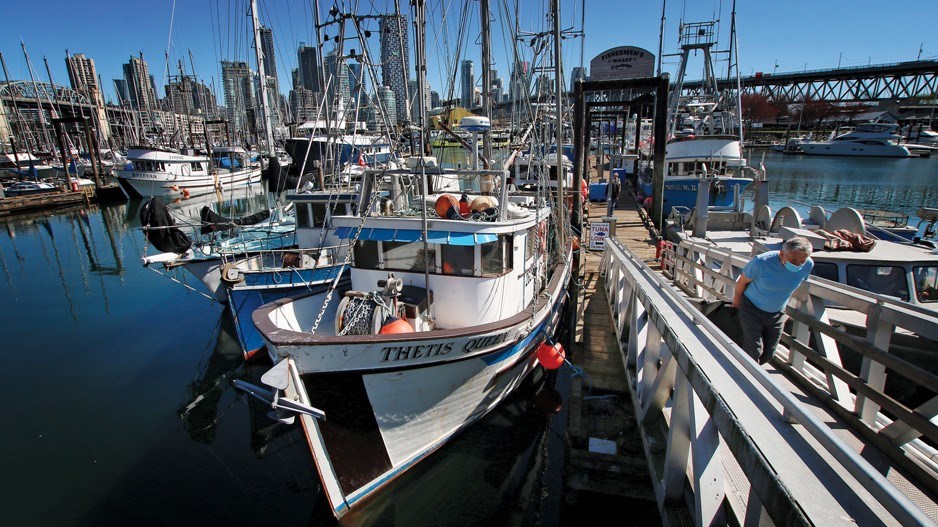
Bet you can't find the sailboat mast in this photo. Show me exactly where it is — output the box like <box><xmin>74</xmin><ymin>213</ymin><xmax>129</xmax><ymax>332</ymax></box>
<box><xmin>552</xmin><ymin>0</ymin><xmax>565</xmax><ymax>248</ymax></box>
<box><xmin>250</xmin><ymin>0</ymin><xmax>275</xmax><ymax>155</ymax></box>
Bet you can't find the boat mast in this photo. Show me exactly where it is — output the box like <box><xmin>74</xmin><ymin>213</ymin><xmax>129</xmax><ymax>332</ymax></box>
<box><xmin>656</xmin><ymin>0</ymin><xmax>666</xmax><ymax>76</ymax></box>
<box><xmin>728</xmin><ymin>0</ymin><xmax>744</xmax><ymax>144</ymax></box>
<box><xmin>21</xmin><ymin>41</ymin><xmax>53</xmax><ymax>152</ymax></box>
<box><xmin>250</xmin><ymin>0</ymin><xmax>275</xmax><ymax>156</ymax></box>
<box><xmin>480</xmin><ymin>0</ymin><xmax>493</xmax><ymax>162</ymax></box>
<box><xmin>552</xmin><ymin>0</ymin><xmax>565</xmax><ymax>249</ymax></box>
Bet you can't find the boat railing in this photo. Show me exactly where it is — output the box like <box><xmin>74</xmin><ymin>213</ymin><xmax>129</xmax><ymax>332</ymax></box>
<box><xmin>220</xmin><ymin>244</ymin><xmax>347</xmax><ymax>269</ymax></box>
<box><xmin>661</xmin><ymin>239</ymin><xmax>938</xmax><ymax>486</ymax></box>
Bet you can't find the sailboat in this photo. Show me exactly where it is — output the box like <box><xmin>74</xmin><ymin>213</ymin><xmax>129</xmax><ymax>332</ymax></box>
<box><xmin>235</xmin><ymin>0</ymin><xmax>573</xmax><ymax>518</ymax></box>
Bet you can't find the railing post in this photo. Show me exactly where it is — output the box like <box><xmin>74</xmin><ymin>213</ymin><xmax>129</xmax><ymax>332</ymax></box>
<box><xmin>857</xmin><ymin>301</ymin><xmax>893</xmax><ymax>424</ymax></box>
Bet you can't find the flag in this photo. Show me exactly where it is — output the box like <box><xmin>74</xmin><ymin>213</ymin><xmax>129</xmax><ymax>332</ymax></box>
<box><xmin>358</xmin><ymin>153</ymin><xmax>366</xmax><ymax>167</ymax></box>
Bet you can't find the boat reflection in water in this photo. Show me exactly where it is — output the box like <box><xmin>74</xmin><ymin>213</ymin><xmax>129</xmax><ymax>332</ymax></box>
<box><xmin>177</xmin><ymin>313</ymin><xmax>568</xmax><ymax>526</ymax></box>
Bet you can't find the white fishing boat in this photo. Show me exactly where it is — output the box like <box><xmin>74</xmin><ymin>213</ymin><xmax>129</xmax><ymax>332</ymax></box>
<box><xmin>235</xmin><ymin>0</ymin><xmax>573</xmax><ymax>518</ymax></box>
<box><xmin>800</xmin><ymin>122</ymin><xmax>912</xmax><ymax>158</ymax></box>
<box><xmin>637</xmin><ymin>20</ymin><xmax>755</xmax><ymax>218</ymax></box>
<box><xmin>115</xmin><ymin>146</ymin><xmax>261</xmax><ymax>198</ymax></box>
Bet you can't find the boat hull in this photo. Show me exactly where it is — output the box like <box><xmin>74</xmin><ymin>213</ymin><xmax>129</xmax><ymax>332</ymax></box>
<box><xmin>641</xmin><ymin>176</ymin><xmax>751</xmax><ymax>217</ymax></box>
<box><xmin>255</xmin><ymin>250</ymin><xmax>571</xmax><ymax>519</ymax></box>
<box><xmin>800</xmin><ymin>142</ymin><xmax>911</xmax><ymax>157</ymax></box>
<box><xmin>116</xmin><ymin>167</ymin><xmax>262</xmax><ymax>198</ymax></box>
<box><xmin>282</xmin><ymin>271</ymin><xmax>568</xmax><ymax>518</ymax></box>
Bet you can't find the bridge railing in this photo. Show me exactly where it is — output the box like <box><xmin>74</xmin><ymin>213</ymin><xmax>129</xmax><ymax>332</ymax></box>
<box><xmin>601</xmin><ymin>238</ymin><xmax>934</xmax><ymax>526</ymax></box>
<box><xmin>662</xmin><ymin>239</ymin><xmax>938</xmax><ymax>490</ymax></box>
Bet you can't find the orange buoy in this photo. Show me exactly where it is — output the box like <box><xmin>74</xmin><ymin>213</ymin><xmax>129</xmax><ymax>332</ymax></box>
<box><xmin>182</xmin><ymin>188</ymin><xmax>191</xmax><ymax>198</ymax></box>
<box><xmin>469</xmin><ymin>195</ymin><xmax>496</xmax><ymax>213</ymax></box>
<box><xmin>171</xmin><ymin>185</ymin><xmax>180</xmax><ymax>192</ymax></box>
<box><xmin>536</xmin><ymin>342</ymin><xmax>565</xmax><ymax>370</ymax></box>
<box><xmin>435</xmin><ymin>194</ymin><xmax>459</xmax><ymax>219</ymax></box>
<box><xmin>379</xmin><ymin>317</ymin><xmax>414</xmax><ymax>334</ymax></box>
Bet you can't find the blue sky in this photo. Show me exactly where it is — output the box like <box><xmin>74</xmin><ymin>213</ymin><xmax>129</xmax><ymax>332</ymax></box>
<box><xmin>0</xmin><ymin>0</ymin><xmax>934</xmax><ymax>104</ymax></box>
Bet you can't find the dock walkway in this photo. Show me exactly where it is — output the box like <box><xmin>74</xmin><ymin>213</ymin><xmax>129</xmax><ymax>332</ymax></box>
<box><xmin>565</xmin><ymin>185</ymin><xmax>938</xmax><ymax>525</ymax></box>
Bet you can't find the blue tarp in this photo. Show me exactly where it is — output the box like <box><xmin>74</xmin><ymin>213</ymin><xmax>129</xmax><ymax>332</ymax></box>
<box><xmin>332</xmin><ymin>227</ymin><xmax>499</xmax><ymax>245</ymax></box>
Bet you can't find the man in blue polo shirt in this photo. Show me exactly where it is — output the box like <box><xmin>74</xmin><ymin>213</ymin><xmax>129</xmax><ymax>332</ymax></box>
<box><xmin>732</xmin><ymin>237</ymin><xmax>814</xmax><ymax>364</ymax></box>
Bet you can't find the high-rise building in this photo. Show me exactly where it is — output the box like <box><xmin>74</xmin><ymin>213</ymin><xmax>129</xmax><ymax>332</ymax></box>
<box><xmin>259</xmin><ymin>26</ymin><xmax>278</xmax><ymax>79</ymax></box>
<box><xmin>460</xmin><ymin>60</ymin><xmax>474</xmax><ymax>108</ymax></box>
<box><xmin>113</xmin><ymin>79</ymin><xmax>131</xmax><ymax>106</ymax></box>
<box><xmin>221</xmin><ymin>60</ymin><xmax>256</xmax><ymax>132</ymax></box>
<box><xmin>297</xmin><ymin>44</ymin><xmax>320</xmax><ymax>93</ymax></box>
<box><xmin>290</xmin><ymin>86</ymin><xmax>318</xmax><ymax>122</ymax></box>
<box><xmin>430</xmin><ymin>91</ymin><xmax>441</xmax><ymax>110</ymax></box>
<box><xmin>164</xmin><ymin>77</ymin><xmax>218</xmax><ymax>118</ymax></box>
<box><xmin>323</xmin><ymin>50</ymin><xmax>350</xmax><ymax>112</ymax></box>
<box><xmin>66</xmin><ymin>53</ymin><xmax>111</xmax><ymax>138</ymax></box>
<box><xmin>121</xmin><ymin>54</ymin><xmax>158</xmax><ymax>112</ymax></box>
<box><xmin>379</xmin><ymin>15</ymin><xmax>410</xmax><ymax>123</ymax></box>
<box><xmin>66</xmin><ymin>54</ymin><xmax>103</xmax><ymax>106</ymax></box>
<box><xmin>570</xmin><ymin>66</ymin><xmax>586</xmax><ymax>92</ymax></box>
<box><xmin>347</xmin><ymin>63</ymin><xmax>365</xmax><ymax>104</ymax></box>
<box><xmin>376</xmin><ymin>85</ymin><xmax>398</xmax><ymax>130</ymax></box>
<box><xmin>509</xmin><ymin>60</ymin><xmax>531</xmax><ymax>102</ymax></box>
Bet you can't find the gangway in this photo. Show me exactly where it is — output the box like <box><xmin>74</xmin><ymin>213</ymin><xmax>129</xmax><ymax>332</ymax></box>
<box><xmin>599</xmin><ymin>237</ymin><xmax>937</xmax><ymax>526</ymax></box>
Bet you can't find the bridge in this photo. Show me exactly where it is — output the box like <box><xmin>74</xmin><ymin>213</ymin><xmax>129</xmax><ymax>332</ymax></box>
<box><xmin>680</xmin><ymin>60</ymin><xmax>938</xmax><ymax>103</ymax></box>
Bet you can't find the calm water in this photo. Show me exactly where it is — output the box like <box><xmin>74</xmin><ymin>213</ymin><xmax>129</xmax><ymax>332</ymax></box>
<box><xmin>3</xmin><ymin>152</ymin><xmax>932</xmax><ymax>526</ymax></box>
<box><xmin>753</xmin><ymin>150</ymin><xmax>938</xmax><ymax>220</ymax></box>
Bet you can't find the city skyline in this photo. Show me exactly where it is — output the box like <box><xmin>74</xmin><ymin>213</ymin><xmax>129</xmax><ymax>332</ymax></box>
<box><xmin>2</xmin><ymin>1</ymin><xmax>934</xmax><ymax>114</ymax></box>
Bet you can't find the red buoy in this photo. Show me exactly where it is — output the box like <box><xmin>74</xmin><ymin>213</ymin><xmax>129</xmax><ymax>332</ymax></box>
<box><xmin>379</xmin><ymin>317</ymin><xmax>414</xmax><ymax>334</ymax></box>
<box><xmin>435</xmin><ymin>194</ymin><xmax>459</xmax><ymax>218</ymax></box>
<box><xmin>536</xmin><ymin>342</ymin><xmax>565</xmax><ymax>370</ymax></box>
<box><xmin>459</xmin><ymin>193</ymin><xmax>471</xmax><ymax>215</ymax></box>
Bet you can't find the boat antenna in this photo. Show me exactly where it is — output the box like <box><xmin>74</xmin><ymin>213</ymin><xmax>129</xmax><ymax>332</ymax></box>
<box><xmin>657</xmin><ymin>0</ymin><xmax>667</xmax><ymax>76</ymax></box>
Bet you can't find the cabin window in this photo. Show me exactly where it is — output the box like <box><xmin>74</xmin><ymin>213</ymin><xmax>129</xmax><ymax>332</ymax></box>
<box><xmin>441</xmin><ymin>244</ymin><xmax>474</xmax><ymax>276</ymax></box>
<box><xmin>310</xmin><ymin>203</ymin><xmax>328</xmax><ymax>227</ymax></box>
<box><xmin>811</xmin><ymin>262</ymin><xmax>839</xmax><ymax>282</ymax></box>
<box><xmin>481</xmin><ymin>236</ymin><xmax>511</xmax><ymax>275</ymax></box>
<box><xmin>913</xmin><ymin>266</ymin><xmax>938</xmax><ymax>303</ymax></box>
<box><xmin>525</xmin><ymin>227</ymin><xmax>536</xmax><ymax>260</ymax></box>
<box><xmin>353</xmin><ymin>240</ymin><xmax>380</xmax><ymax>269</ymax></box>
<box><xmin>383</xmin><ymin>241</ymin><xmax>433</xmax><ymax>272</ymax></box>
<box><xmin>191</xmin><ymin>162</ymin><xmax>202</xmax><ymax>171</ymax></box>
<box><xmin>846</xmin><ymin>264</ymin><xmax>909</xmax><ymax>301</ymax></box>
<box><xmin>295</xmin><ymin>204</ymin><xmax>311</xmax><ymax>228</ymax></box>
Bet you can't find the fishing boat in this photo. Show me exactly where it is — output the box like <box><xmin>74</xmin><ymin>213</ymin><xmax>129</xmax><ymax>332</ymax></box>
<box><xmin>638</xmin><ymin>20</ymin><xmax>755</xmax><ymax>218</ymax></box>
<box><xmin>0</xmin><ymin>152</ymin><xmax>56</xmax><ymax>180</ymax></box>
<box><xmin>235</xmin><ymin>0</ymin><xmax>573</xmax><ymax>519</ymax></box>
<box><xmin>115</xmin><ymin>146</ymin><xmax>261</xmax><ymax>198</ymax></box>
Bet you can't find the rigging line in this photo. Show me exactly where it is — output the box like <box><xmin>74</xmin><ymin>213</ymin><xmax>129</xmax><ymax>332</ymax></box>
<box><xmin>162</xmin><ymin>0</ymin><xmax>178</xmax><ymax>92</ymax></box>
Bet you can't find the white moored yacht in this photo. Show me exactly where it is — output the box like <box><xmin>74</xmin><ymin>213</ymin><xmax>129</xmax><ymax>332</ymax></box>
<box><xmin>800</xmin><ymin>122</ymin><xmax>912</xmax><ymax>158</ymax></box>
<box><xmin>116</xmin><ymin>146</ymin><xmax>261</xmax><ymax>198</ymax></box>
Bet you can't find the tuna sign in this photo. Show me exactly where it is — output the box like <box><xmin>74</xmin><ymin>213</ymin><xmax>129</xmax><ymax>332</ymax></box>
<box><xmin>589</xmin><ymin>46</ymin><xmax>655</xmax><ymax>80</ymax></box>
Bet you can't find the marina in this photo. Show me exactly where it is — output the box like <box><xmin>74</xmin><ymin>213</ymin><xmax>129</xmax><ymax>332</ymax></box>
<box><xmin>1</xmin><ymin>0</ymin><xmax>937</xmax><ymax>526</ymax></box>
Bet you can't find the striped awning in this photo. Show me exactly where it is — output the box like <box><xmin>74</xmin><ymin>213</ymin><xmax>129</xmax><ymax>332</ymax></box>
<box><xmin>333</xmin><ymin>227</ymin><xmax>498</xmax><ymax>245</ymax></box>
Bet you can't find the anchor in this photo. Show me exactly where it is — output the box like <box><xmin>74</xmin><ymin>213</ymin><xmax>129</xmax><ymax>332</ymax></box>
<box><xmin>233</xmin><ymin>360</ymin><xmax>325</xmax><ymax>425</ymax></box>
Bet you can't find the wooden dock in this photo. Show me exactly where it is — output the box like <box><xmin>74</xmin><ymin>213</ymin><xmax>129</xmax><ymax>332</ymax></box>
<box><xmin>0</xmin><ymin>190</ymin><xmax>89</xmax><ymax>217</ymax></box>
<box><xmin>564</xmin><ymin>179</ymin><xmax>662</xmax><ymax>504</ymax></box>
